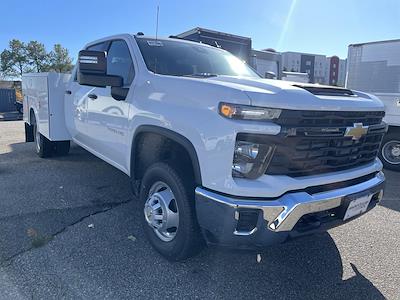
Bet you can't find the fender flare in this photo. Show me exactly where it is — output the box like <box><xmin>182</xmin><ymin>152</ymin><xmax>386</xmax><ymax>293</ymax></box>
<box><xmin>24</xmin><ymin>108</ymin><xmax>38</xmax><ymax>142</ymax></box>
<box><xmin>131</xmin><ymin>125</ymin><xmax>202</xmax><ymax>185</ymax></box>
<box><xmin>28</xmin><ymin>107</ymin><xmax>38</xmax><ymax>126</ymax></box>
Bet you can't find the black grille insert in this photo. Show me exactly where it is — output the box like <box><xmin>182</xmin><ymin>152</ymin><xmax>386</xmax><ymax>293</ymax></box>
<box><xmin>276</xmin><ymin>110</ymin><xmax>385</xmax><ymax>127</ymax></box>
<box><xmin>251</xmin><ymin>109</ymin><xmax>387</xmax><ymax>177</ymax></box>
<box><xmin>266</xmin><ymin>128</ymin><xmax>385</xmax><ymax>177</ymax></box>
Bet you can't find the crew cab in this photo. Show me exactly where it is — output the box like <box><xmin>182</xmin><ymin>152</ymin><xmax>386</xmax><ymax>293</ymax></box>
<box><xmin>23</xmin><ymin>34</ymin><xmax>386</xmax><ymax>261</ymax></box>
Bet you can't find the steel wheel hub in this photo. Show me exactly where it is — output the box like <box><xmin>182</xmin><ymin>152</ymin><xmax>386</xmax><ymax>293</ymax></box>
<box><xmin>382</xmin><ymin>141</ymin><xmax>400</xmax><ymax>165</ymax></box>
<box><xmin>144</xmin><ymin>181</ymin><xmax>179</xmax><ymax>242</ymax></box>
<box><xmin>392</xmin><ymin>146</ymin><xmax>400</xmax><ymax>157</ymax></box>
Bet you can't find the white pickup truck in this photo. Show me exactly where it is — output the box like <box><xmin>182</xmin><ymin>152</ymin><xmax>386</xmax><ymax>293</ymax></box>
<box><xmin>23</xmin><ymin>34</ymin><xmax>387</xmax><ymax>261</ymax></box>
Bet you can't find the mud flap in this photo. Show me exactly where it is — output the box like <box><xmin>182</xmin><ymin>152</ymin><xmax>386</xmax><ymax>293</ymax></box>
<box><xmin>25</xmin><ymin>122</ymin><xmax>34</xmax><ymax>142</ymax></box>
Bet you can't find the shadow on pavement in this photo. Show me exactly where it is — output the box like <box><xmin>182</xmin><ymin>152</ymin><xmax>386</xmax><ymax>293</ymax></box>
<box><xmin>379</xmin><ymin>169</ymin><xmax>400</xmax><ymax>213</ymax></box>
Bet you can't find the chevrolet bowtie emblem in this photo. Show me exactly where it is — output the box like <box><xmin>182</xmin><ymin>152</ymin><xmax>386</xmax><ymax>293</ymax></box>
<box><xmin>344</xmin><ymin>123</ymin><xmax>369</xmax><ymax>140</ymax></box>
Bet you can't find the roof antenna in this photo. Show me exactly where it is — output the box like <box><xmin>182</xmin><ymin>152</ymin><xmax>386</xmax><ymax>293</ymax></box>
<box><xmin>154</xmin><ymin>4</ymin><xmax>160</xmax><ymax>74</ymax></box>
<box><xmin>155</xmin><ymin>5</ymin><xmax>159</xmax><ymax>40</ymax></box>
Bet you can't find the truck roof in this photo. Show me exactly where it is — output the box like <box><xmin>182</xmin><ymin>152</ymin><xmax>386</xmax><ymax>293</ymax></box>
<box><xmin>84</xmin><ymin>33</ymin><xmax>218</xmax><ymax>50</ymax></box>
<box><xmin>133</xmin><ymin>34</ymin><xmax>224</xmax><ymax>49</ymax></box>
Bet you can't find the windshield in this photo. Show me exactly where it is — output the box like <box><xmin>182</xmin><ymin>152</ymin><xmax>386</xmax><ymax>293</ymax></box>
<box><xmin>135</xmin><ymin>37</ymin><xmax>260</xmax><ymax>78</ymax></box>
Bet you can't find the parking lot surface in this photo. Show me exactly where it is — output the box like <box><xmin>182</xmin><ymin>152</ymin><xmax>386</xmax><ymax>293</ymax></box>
<box><xmin>0</xmin><ymin>121</ymin><xmax>399</xmax><ymax>299</ymax></box>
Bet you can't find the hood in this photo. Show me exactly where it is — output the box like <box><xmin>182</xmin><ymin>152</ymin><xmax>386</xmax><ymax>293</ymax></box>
<box><xmin>206</xmin><ymin>76</ymin><xmax>384</xmax><ymax>112</ymax></box>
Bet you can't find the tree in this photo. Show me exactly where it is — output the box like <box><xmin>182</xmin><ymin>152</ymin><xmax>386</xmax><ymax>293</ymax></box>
<box><xmin>26</xmin><ymin>41</ymin><xmax>49</xmax><ymax>72</ymax></box>
<box><xmin>9</xmin><ymin>39</ymin><xmax>29</xmax><ymax>76</ymax></box>
<box><xmin>0</xmin><ymin>50</ymin><xmax>13</xmax><ymax>78</ymax></box>
<box><xmin>1</xmin><ymin>39</ymin><xmax>73</xmax><ymax>78</ymax></box>
<box><xmin>48</xmin><ymin>44</ymin><xmax>73</xmax><ymax>73</ymax></box>
<box><xmin>0</xmin><ymin>39</ymin><xmax>30</xmax><ymax>77</ymax></box>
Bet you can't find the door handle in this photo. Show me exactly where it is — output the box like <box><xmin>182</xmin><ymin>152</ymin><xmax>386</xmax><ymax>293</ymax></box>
<box><xmin>65</xmin><ymin>90</ymin><xmax>72</xmax><ymax>95</ymax></box>
<box><xmin>88</xmin><ymin>94</ymin><xmax>98</xmax><ymax>100</ymax></box>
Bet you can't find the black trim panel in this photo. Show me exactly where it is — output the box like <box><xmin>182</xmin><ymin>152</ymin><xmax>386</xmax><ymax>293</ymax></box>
<box><xmin>132</xmin><ymin>125</ymin><xmax>202</xmax><ymax>185</ymax></box>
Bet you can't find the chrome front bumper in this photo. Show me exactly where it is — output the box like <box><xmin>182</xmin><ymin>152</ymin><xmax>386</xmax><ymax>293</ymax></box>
<box><xmin>195</xmin><ymin>172</ymin><xmax>385</xmax><ymax>247</ymax></box>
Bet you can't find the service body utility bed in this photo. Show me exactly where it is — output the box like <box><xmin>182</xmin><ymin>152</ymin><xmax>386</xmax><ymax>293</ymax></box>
<box><xmin>23</xmin><ymin>72</ymin><xmax>71</xmax><ymax>141</ymax></box>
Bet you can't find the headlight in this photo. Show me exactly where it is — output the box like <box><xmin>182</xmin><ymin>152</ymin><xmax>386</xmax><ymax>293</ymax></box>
<box><xmin>219</xmin><ymin>102</ymin><xmax>281</xmax><ymax>121</ymax></box>
<box><xmin>232</xmin><ymin>138</ymin><xmax>275</xmax><ymax>179</ymax></box>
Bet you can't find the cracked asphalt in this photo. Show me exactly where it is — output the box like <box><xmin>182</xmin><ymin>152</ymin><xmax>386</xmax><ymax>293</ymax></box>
<box><xmin>0</xmin><ymin>120</ymin><xmax>399</xmax><ymax>299</ymax></box>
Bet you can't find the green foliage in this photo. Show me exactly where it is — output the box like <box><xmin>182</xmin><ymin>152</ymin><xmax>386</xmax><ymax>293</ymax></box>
<box><xmin>0</xmin><ymin>39</ymin><xmax>30</xmax><ymax>77</ymax></box>
<box><xmin>48</xmin><ymin>44</ymin><xmax>73</xmax><ymax>73</ymax></box>
<box><xmin>26</xmin><ymin>41</ymin><xmax>49</xmax><ymax>72</ymax></box>
<box><xmin>0</xmin><ymin>39</ymin><xmax>73</xmax><ymax>78</ymax></box>
<box><xmin>0</xmin><ymin>49</ymin><xmax>13</xmax><ymax>77</ymax></box>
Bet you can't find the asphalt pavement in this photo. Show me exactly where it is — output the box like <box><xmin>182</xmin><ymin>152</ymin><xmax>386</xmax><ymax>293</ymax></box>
<box><xmin>0</xmin><ymin>121</ymin><xmax>399</xmax><ymax>299</ymax></box>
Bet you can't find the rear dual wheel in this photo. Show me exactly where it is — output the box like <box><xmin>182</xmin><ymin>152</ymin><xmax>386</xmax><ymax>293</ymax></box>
<box><xmin>33</xmin><ymin>117</ymin><xmax>53</xmax><ymax>158</ymax></box>
<box><xmin>31</xmin><ymin>114</ymin><xmax>70</xmax><ymax>158</ymax></box>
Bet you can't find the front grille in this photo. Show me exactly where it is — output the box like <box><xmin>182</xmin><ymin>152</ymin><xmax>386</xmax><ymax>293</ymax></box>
<box><xmin>263</xmin><ymin>110</ymin><xmax>386</xmax><ymax>177</ymax></box>
<box><xmin>276</xmin><ymin>110</ymin><xmax>385</xmax><ymax>127</ymax></box>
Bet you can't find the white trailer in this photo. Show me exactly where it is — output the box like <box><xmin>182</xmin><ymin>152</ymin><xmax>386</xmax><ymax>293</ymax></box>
<box><xmin>346</xmin><ymin>39</ymin><xmax>400</xmax><ymax>170</ymax></box>
<box><xmin>374</xmin><ymin>93</ymin><xmax>400</xmax><ymax>170</ymax></box>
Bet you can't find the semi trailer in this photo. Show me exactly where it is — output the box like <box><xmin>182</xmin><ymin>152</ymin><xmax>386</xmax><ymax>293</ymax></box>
<box><xmin>347</xmin><ymin>39</ymin><xmax>400</xmax><ymax>170</ymax></box>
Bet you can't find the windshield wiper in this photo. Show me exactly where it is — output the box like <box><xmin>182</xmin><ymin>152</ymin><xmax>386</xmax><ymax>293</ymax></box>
<box><xmin>181</xmin><ymin>73</ymin><xmax>218</xmax><ymax>78</ymax></box>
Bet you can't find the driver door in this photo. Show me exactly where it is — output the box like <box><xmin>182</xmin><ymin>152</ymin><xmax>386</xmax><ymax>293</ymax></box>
<box><xmin>84</xmin><ymin>39</ymin><xmax>134</xmax><ymax>171</ymax></box>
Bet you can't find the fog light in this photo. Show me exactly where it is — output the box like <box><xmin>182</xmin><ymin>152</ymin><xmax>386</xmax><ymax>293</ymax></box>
<box><xmin>235</xmin><ymin>141</ymin><xmax>259</xmax><ymax>159</ymax></box>
<box><xmin>232</xmin><ymin>140</ymin><xmax>275</xmax><ymax>179</ymax></box>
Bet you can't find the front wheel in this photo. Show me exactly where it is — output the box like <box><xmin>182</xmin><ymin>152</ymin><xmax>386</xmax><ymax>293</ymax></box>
<box><xmin>140</xmin><ymin>162</ymin><xmax>204</xmax><ymax>261</ymax></box>
<box><xmin>379</xmin><ymin>133</ymin><xmax>400</xmax><ymax>171</ymax></box>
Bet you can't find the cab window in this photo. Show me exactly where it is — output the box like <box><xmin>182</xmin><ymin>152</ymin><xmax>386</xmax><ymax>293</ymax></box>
<box><xmin>107</xmin><ymin>40</ymin><xmax>135</xmax><ymax>86</ymax></box>
<box><xmin>87</xmin><ymin>42</ymin><xmax>108</xmax><ymax>51</ymax></box>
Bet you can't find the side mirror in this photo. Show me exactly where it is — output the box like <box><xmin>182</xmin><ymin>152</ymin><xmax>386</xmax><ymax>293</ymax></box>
<box><xmin>77</xmin><ymin>50</ymin><xmax>123</xmax><ymax>87</ymax></box>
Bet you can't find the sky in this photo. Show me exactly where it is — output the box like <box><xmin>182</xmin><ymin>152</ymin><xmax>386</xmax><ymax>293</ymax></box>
<box><xmin>1</xmin><ymin>0</ymin><xmax>399</xmax><ymax>61</ymax></box>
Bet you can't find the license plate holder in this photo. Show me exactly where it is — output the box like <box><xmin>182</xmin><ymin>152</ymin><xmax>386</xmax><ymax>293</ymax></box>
<box><xmin>342</xmin><ymin>192</ymin><xmax>372</xmax><ymax>221</ymax></box>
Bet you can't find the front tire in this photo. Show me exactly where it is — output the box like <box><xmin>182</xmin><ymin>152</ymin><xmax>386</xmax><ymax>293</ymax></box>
<box><xmin>379</xmin><ymin>133</ymin><xmax>400</xmax><ymax>171</ymax></box>
<box><xmin>140</xmin><ymin>162</ymin><xmax>204</xmax><ymax>261</ymax></box>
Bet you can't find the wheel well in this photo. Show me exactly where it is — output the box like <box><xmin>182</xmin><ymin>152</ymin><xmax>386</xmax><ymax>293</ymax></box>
<box><xmin>387</xmin><ymin>125</ymin><xmax>400</xmax><ymax>135</ymax></box>
<box><xmin>132</xmin><ymin>129</ymin><xmax>202</xmax><ymax>185</ymax></box>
